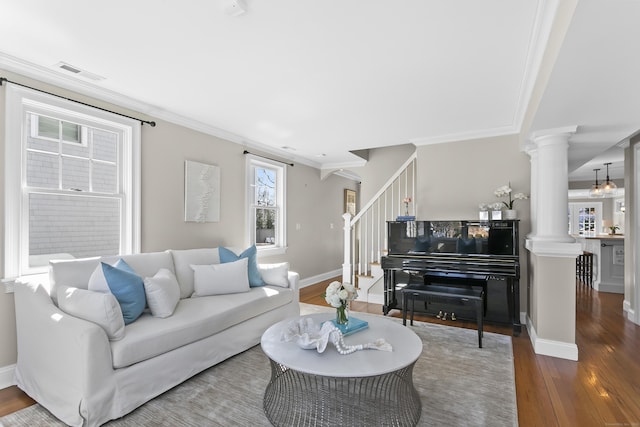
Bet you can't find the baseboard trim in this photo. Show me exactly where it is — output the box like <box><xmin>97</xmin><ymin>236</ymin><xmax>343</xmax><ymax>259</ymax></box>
<box><xmin>598</xmin><ymin>283</ymin><xmax>624</xmax><ymax>294</ymax></box>
<box><xmin>298</xmin><ymin>269</ymin><xmax>342</xmax><ymax>289</ymax></box>
<box><xmin>627</xmin><ymin>308</ymin><xmax>636</xmax><ymax>323</ymax></box>
<box><xmin>0</xmin><ymin>364</ymin><xmax>16</xmax><ymax>390</ymax></box>
<box><xmin>526</xmin><ymin>316</ymin><xmax>578</xmax><ymax>361</ymax></box>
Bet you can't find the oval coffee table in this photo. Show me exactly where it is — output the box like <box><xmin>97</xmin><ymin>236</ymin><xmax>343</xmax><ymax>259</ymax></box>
<box><xmin>261</xmin><ymin>313</ymin><xmax>423</xmax><ymax>426</ymax></box>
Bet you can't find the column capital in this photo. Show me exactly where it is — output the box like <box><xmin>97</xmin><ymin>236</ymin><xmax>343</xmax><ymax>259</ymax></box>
<box><xmin>529</xmin><ymin>125</ymin><xmax>577</xmax><ymax>146</ymax></box>
<box><xmin>525</xmin><ymin>125</ymin><xmax>575</xmax><ymax>243</ymax></box>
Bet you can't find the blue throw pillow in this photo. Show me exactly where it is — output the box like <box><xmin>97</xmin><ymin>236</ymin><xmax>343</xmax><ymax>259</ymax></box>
<box><xmin>102</xmin><ymin>261</ymin><xmax>146</xmax><ymax>324</ymax></box>
<box><xmin>219</xmin><ymin>245</ymin><xmax>265</xmax><ymax>287</ymax></box>
<box><xmin>114</xmin><ymin>258</ymin><xmax>136</xmax><ymax>275</ymax></box>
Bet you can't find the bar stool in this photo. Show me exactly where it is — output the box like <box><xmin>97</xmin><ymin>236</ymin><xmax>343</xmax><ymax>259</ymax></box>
<box><xmin>576</xmin><ymin>251</ymin><xmax>594</xmax><ymax>284</ymax></box>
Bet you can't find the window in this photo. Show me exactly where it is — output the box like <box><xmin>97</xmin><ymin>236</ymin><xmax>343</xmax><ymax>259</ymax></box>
<box><xmin>30</xmin><ymin>114</ymin><xmax>86</xmax><ymax>145</ymax></box>
<box><xmin>568</xmin><ymin>202</ymin><xmax>602</xmax><ymax>236</ymax></box>
<box><xmin>246</xmin><ymin>155</ymin><xmax>286</xmax><ymax>254</ymax></box>
<box><xmin>4</xmin><ymin>84</ymin><xmax>141</xmax><ymax>278</ymax></box>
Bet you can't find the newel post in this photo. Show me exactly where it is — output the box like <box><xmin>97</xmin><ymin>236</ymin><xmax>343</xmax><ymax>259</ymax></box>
<box><xmin>342</xmin><ymin>213</ymin><xmax>352</xmax><ymax>284</ymax></box>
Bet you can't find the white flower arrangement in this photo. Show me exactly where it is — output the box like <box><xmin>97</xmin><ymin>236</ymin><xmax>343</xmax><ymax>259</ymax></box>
<box><xmin>324</xmin><ymin>281</ymin><xmax>358</xmax><ymax>308</ymax></box>
<box><xmin>494</xmin><ymin>183</ymin><xmax>528</xmax><ymax>210</ymax></box>
<box><xmin>479</xmin><ymin>203</ymin><xmax>488</xmax><ymax>211</ymax></box>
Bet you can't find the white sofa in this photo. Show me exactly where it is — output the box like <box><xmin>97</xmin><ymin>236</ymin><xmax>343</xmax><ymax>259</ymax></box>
<box><xmin>13</xmin><ymin>248</ymin><xmax>300</xmax><ymax>427</ymax></box>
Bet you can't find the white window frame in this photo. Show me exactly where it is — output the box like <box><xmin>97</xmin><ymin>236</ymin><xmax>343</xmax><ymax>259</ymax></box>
<box><xmin>569</xmin><ymin>202</ymin><xmax>603</xmax><ymax>236</ymax></box>
<box><xmin>245</xmin><ymin>154</ymin><xmax>287</xmax><ymax>256</ymax></box>
<box><xmin>4</xmin><ymin>83</ymin><xmax>141</xmax><ymax>280</ymax></box>
<box><xmin>29</xmin><ymin>114</ymin><xmax>88</xmax><ymax>146</ymax></box>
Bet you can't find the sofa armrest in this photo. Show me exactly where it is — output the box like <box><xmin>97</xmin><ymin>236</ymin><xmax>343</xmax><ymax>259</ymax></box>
<box><xmin>287</xmin><ymin>271</ymin><xmax>300</xmax><ymax>305</ymax></box>
<box><xmin>14</xmin><ymin>280</ymin><xmax>115</xmax><ymax>424</ymax></box>
<box><xmin>287</xmin><ymin>271</ymin><xmax>300</xmax><ymax>291</ymax></box>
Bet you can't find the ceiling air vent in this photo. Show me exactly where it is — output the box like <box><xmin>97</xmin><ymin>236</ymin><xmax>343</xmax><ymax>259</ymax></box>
<box><xmin>54</xmin><ymin>62</ymin><xmax>105</xmax><ymax>81</ymax></box>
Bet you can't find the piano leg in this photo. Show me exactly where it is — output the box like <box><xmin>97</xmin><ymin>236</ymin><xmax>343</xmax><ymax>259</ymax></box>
<box><xmin>508</xmin><ymin>279</ymin><xmax>522</xmax><ymax>336</ymax></box>
<box><xmin>475</xmin><ymin>297</ymin><xmax>484</xmax><ymax>348</ymax></box>
<box><xmin>382</xmin><ymin>269</ymin><xmax>395</xmax><ymax>315</ymax></box>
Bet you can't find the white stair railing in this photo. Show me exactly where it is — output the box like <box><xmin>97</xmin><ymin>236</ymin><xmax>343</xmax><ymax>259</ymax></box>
<box><xmin>342</xmin><ymin>152</ymin><xmax>417</xmax><ymax>285</ymax></box>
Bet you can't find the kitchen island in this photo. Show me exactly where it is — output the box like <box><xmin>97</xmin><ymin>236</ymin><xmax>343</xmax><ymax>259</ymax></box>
<box><xmin>575</xmin><ymin>235</ymin><xmax>624</xmax><ymax>293</ymax></box>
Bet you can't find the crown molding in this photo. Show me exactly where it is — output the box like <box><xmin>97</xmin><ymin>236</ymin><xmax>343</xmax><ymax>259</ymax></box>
<box><xmin>410</xmin><ymin>125</ymin><xmax>518</xmax><ymax>146</ymax></box>
<box><xmin>0</xmin><ymin>52</ymin><xmax>331</xmax><ymax>170</ymax></box>
<box><xmin>512</xmin><ymin>0</ymin><xmax>560</xmax><ymax>132</ymax></box>
<box><xmin>0</xmin><ymin>52</ymin><xmax>156</xmax><ymax>115</ymax></box>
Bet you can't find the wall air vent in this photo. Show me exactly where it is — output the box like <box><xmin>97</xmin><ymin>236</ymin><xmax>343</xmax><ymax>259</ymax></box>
<box><xmin>54</xmin><ymin>62</ymin><xmax>105</xmax><ymax>81</ymax></box>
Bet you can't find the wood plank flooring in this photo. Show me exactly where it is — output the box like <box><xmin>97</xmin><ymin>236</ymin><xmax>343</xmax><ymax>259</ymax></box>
<box><xmin>2</xmin><ymin>278</ymin><xmax>639</xmax><ymax>427</ymax></box>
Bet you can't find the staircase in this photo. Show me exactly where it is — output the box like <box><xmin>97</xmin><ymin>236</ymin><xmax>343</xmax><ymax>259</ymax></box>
<box><xmin>342</xmin><ymin>152</ymin><xmax>417</xmax><ymax>304</ymax></box>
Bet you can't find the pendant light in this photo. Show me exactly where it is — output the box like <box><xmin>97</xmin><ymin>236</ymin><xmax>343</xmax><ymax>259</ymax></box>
<box><xmin>589</xmin><ymin>168</ymin><xmax>604</xmax><ymax>198</ymax></box>
<box><xmin>602</xmin><ymin>162</ymin><xmax>617</xmax><ymax>196</ymax></box>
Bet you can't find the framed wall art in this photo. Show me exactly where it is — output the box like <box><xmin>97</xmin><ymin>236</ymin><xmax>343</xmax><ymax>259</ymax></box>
<box><xmin>184</xmin><ymin>160</ymin><xmax>220</xmax><ymax>222</ymax></box>
<box><xmin>344</xmin><ymin>189</ymin><xmax>357</xmax><ymax>216</ymax></box>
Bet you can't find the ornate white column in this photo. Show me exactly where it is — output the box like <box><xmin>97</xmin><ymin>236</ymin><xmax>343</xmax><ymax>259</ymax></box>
<box><xmin>527</xmin><ymin>126</ymin><xmax>577</xmax><ymax>242</ymax></box>
<box><xmin>527</xmin><ymin>145</ymin><xmax>539</xmax><ymax>238</ymax></box>
<box><xmin>525</xmin><ymin>126</ymin><xmax>582</xmax><ymax>361</ymax></box>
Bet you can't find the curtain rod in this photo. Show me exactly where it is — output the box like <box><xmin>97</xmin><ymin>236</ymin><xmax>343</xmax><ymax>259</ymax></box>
<box><xmin>0</xmin><ymin>77</ymin><xmax>156</xmax><ymax>127</ymax></box>
<box><xmin>243</xmin><ymin>150</ymin><xmax>294</xmax><ymax>167</ymax></box>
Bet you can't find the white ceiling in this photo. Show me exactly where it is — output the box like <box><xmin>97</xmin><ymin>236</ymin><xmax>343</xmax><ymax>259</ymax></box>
<box><xmin>1</xmin><ymin>0</ymin><xmax>637</xmax><ymax>181</ymax></box>
<box><xmin>530</xmin><ymin>0</ymin><xmax>640</xmax><ymax>182</ymax></box>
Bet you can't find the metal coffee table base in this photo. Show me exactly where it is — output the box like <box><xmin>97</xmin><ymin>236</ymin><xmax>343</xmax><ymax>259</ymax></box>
<box><xmin>263</xmin><ymin>359</ymin><xmax>422</xmax><ymax>427</ymax></box>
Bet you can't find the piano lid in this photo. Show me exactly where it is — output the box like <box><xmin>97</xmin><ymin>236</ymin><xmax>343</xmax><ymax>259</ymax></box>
<box><xmin>387</xmin><ymin>220</ymin><xmax>519</xmax><ymax>257</ymax></box>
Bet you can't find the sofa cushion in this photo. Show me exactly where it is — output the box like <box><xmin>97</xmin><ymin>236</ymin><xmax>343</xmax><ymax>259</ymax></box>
<box><xmin>57</xmin><ymin>285</ymin><xmax>125</xmax><ymax>341</ymax></box>
<box><xmin>219</xmin><ymin>245</ymin><xmax>264</xmax><ymax>287</ymax></box>
<box><xmin>191</xmin><ymin>258</ymin><xmax>250</xmax><ymax>296</ymax></box>
<box><xmin>169</xmin><ymin>248</ymin><xmax>220</xmax><ymax>299</ymax></box>
<box><xmin>110</xmin><ymin>286</ymin><xmax>294</xmax><ymax>368</ymax></box>
<box><xmin>258</xmin><ymin>262</ymin><xmax>290</xmax><ymax>288</ymax></box>
<box><xmin>143</xmin><ymin>268</ymin><xmax>181</xmax><ymax>318</ymax></box>
<box><xmin>49</xmin><ymin>251</ymin><xmax>175</xmax><ymax>304</ymax></box>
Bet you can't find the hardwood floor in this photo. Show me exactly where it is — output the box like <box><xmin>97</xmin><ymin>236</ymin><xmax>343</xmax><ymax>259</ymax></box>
<box><xmin>2</xmin><ymin>278</ymin><xmax>639</xmax><ymax>426</ymax></box>
<box><xmin>0</xmin><ymin>385</ymin><xmax>34</xmax><ymax>418</ymax></box>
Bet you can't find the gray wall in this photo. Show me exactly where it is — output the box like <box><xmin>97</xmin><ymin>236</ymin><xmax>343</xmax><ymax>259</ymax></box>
<box><xmin>0</xmin><ymin>69</ymin><xmax>357</xmax><ymax>370</ymax></box>
<box><xmin>351</xmin><ymin>144</ymin><xmax>416</xmax><ymax>205</ymax></box>
<box><xmin>415</xmin><ymin>134</ymin><xmax>532</xmax><ymax>312</ymax></box>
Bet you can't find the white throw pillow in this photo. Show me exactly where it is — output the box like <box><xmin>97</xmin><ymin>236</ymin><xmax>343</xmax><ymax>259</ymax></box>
<box><xmin>57</xmin><ymin>286</ymin><xmax>125</xmax><ymax>341</ymax></box>
<box><xmin>258</xmin><ymin>262</ymin><xmax>290</xmax><ymax>288</ymax></box>
<box><xmin>190</xmin><ymin>258</ymin><xmax>250</xmax><ymax>297</ymax></box>
<box><xmin>143</xmin><ymin>268</ymin><xmax>181</xmax><ymax>318</ymax></box>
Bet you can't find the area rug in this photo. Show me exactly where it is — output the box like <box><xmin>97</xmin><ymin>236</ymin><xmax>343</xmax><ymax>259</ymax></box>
<box><xmin>0</xmin><ymin>304</ymin><xmax>517</xmax><ymax>426</ymax></box>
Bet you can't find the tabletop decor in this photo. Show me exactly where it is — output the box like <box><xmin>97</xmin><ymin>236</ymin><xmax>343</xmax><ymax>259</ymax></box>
<box><xmin>281</xmin><ymin>317</ymin><xmax>392</xmax><ymax>354</ymax></box>
<box><xmin>478</xmin><ymin>203</ymin><xmax>489</xmax><ymax>221</ymax></box>
<box><xmin>489</xmin><ymin>202</ymin><xmax>504</xmax><ymax>220</ymax></box>
<box><xmin>324</xmin><ymin>281</ymin><xmax>357</xmax><ymax>325</ymax></box>
<box><xmin>402</xmin><ymin>196</ymin><xmax>412</xmax><ymax>216</ymax></box>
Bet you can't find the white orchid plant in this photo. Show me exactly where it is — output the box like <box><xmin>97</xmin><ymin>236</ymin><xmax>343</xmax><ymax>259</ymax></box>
<box><xmin>494</xmin><ymin>183</ymin><xmax>528</xmax><ymax>210</ymax></box>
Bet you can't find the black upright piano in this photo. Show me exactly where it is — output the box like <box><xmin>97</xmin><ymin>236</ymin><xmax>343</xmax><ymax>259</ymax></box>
<box><xmin>381</xmin><ymin>220</ymin><xmax>521</xmax><ymax>335</ymax></box>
